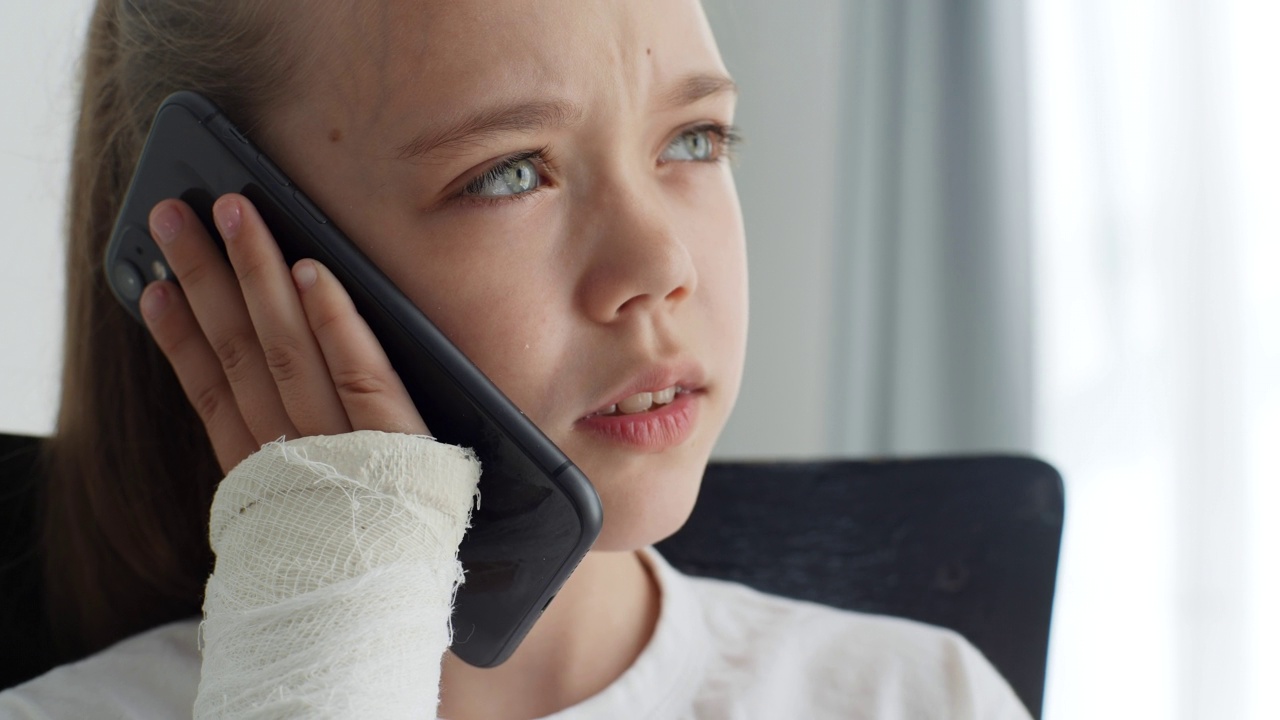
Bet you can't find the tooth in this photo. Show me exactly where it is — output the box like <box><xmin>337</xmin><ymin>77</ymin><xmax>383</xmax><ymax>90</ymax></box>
<box><xmin>602</xmin><ymin>404</ymin><xmax>617</xmax><ymax>415</ymax></box>
<box><xmin>617</xmin><ymin>392</ymin><xmax>653</xmax><ymax>414</ymax></box>
<box><xmin>653</xmin><ymin>386</ymin><xmax>676</xmax><ymax>405</ymax></box>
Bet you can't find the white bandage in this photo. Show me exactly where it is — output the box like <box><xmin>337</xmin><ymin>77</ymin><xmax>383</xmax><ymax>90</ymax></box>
<box><xmin>193</xmin><ymin>431</ymin><xmax>480</xmax><ymax>719</ymax></box>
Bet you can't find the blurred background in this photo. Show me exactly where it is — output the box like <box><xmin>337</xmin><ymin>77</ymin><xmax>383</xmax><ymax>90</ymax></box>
<box><xmin>2</xmin><ymin>1</ymin><xmax>1276</xmax><ymax>718</ymax></box>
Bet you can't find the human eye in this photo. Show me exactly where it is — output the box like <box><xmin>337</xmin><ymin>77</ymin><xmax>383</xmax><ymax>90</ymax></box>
<box><xmin>461</xmin><ymin>149</ymin><xmax>546</xmax><ymax>199</ymax></box>
<box><xmin>659</xmin><ymin>123</ymin><xmax>741</xmax><ymax>163</ymax></box>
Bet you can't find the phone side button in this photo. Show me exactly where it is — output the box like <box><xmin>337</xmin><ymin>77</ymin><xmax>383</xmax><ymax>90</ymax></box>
<box><xmin>257</xmin><ymin>154</ymin><xmax>291</xmax><ymax>187</ymax></box>
<box><xmin>222</xmin><ymin>122</ymin><xmax>249</xmax><ymax>143</ymax></box>
<box><xmin>294</xmin><ymin>191</ymin><xmax>330</xmax><ymax>224</ymax></box>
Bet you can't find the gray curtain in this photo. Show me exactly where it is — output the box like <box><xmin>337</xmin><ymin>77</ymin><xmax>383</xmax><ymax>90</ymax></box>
<box><xmin>828</xmin><ymin>0</ymin><xmax>1033</xmax><ymax>455</ymax></box>
<box><xmin>702</xmin><ymin>0</ymin><xmax>1032</xmax><ymax>458</ymax></box>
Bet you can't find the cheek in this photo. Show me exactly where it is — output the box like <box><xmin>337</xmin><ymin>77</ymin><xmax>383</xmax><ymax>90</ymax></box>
<box><xmin>363</xmin><ymin>210</ymin><xmax>580</xmax><ymax>427</ymax></box>
<box><xmin>682</xmin><ymin>169</ymin><xmax>749</xmax><ymax>365</ymax></box>
<box><xmin>440</xmin><ymin>288</ymin><xmax>575</xmax><ymax>426</ymax></box>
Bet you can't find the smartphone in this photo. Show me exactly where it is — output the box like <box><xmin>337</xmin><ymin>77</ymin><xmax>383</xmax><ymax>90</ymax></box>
<box><xmin>103</xmin><ymin>91</ymin><xmax>602</xmax><ymax>668</ymax></box>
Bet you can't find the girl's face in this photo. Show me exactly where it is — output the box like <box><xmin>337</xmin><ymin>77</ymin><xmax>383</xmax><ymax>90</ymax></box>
<box><xmin>261</xmin><ymin>0</ymin><xmax>747</xmax><ymax>550</ymax></box>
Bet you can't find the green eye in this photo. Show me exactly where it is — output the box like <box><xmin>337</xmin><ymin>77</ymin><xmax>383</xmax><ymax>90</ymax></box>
<box><xmin>465</xmin><ymin>156</ymin><xmax>541</xmax><ymax>197</ymax></box>
<box><xmin>661</xmin><ymin>128</ymin><xmax>718</xmax><ymax>162</ymax></box>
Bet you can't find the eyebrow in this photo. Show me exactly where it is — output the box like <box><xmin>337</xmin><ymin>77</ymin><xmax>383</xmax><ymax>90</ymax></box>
<box><xmin>393</xmin><ymin>72</ymin><xmax>738</xmax><ymax>162</ymax></box>
<box><xmin>394</xmin><ymin>98</ymin><xmax>585</xmax><ymax>161</ymax></box>
<box><xmin>660</xmin><ymin>72</ymin><xmax>739</xmax><ymax>109</ymax></box>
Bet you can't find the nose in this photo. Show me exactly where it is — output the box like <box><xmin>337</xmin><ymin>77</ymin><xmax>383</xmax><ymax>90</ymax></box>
<box><xmin>576</xmin><ymin>182</ymin><xmax>698</xmax><ymax>324</ymax></box>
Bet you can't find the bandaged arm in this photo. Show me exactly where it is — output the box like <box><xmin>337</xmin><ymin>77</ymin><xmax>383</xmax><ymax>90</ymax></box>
<box><xmin>193</xmin><ymin>430</ymin><xmax>480</xmax><ymax>719</ymax></box>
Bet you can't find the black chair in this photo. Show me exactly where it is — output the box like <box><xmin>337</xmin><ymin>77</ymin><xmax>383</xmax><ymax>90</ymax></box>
<box><xmin>657</xmin><ymin>456</ymin><xmax>1063</xmax><ymax>718</ymax></box>
<box><xmin>1</xmin><ymin>433</ymin><xmax>54</xmax><ymax>693</ymax></box>
<box><xmin>2</xmin><ymin>432</ymin><xmax>1062</xmax><ymax>717</ymax></box>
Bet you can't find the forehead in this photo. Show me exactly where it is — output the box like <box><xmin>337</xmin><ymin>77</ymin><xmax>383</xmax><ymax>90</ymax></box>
<box><xmin>294</xmin><ymin>0</ymin><xmax>726</xmax><ymax>136</ymax></box>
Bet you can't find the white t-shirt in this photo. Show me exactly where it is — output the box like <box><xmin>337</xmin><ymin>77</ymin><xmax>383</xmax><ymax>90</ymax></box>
<box><xmin>0</xmin><ymin>547</ymin><xmax>1029</xmax><ymax>719</ymax></box>
<box><xmin>1</xmin><ymin>433</ymin><xmax>1032</xmax><ymax>718</ymax></box>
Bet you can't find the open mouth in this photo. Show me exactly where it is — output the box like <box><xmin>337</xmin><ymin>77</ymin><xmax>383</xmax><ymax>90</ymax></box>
<box><xmin>587</xmin><ymin>385</ymin><xmax>687</xmax><ymax>418</ymax></box>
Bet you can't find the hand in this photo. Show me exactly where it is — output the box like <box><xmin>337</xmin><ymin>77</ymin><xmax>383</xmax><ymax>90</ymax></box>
<box><xmin>138</xmin><ymin>193</ymin><xmax>429</xmax><ymax>475</ymax></box>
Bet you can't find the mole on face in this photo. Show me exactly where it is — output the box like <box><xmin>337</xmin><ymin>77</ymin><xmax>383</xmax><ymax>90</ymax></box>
<box><xmin>329</xmin><ymin>128</ymin><xmax>344</xmax><ymax>143</ymax></box>
<box><xmin>646</xmin><ymin>47</ymin><xmax>652</xmax><ymax>55</ymax></box>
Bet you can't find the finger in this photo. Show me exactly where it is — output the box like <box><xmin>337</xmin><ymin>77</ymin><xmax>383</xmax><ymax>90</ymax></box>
<box><xmin>140</xmin><ymin>280</ymin><xmax>260</xmax><ymax>474</ymax></box>
<box><xmin>215</xmin><ymin>194</ymin><xmax>352</xmax><ymax>438</ymax></box>
<box><xmin>293</xmin><ymin>259</ymin><xmax>430</xmax><ymax>437</ymax></box>
<box><xmin>149</xmin><ymin>199</ymin><xmax>299</xmax><ymax>444</ymax></box>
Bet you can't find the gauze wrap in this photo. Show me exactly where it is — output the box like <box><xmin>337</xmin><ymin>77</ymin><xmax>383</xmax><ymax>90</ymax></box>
<box><xmin>194</xmin><ymin>431</ymin><xmax>480</xmax><ymax>719</ymax></box>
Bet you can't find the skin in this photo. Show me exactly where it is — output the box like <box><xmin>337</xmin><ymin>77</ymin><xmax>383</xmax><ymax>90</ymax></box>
<box><xmin>138</xmin><ymin>0</ymin><xmax>747</xmax><ymax>717</ymax></box>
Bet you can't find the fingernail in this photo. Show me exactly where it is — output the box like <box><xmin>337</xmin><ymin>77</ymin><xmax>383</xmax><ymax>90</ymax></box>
<box><xmin>150</xmin><ymin>204</ymin><xmax>183</xmax><ymax>245</ymax></box>
<box><xmin>140</xmin><ymin>283</ymin><xmax>168</xmax><ymax>320</ymax></box>
<box><xmin>292</xmin><ymin>261</ymin><xmax>318</xmax><ymax>290</ymax></box>
<box><xmin>214</xmin><ymin>197</ymin><xmax>242</xmax><ymax>240</ymax></box>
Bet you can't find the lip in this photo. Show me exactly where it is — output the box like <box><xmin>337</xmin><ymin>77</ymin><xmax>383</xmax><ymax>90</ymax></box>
<box><xmin>574</xmin><ymin>360</ymin><xmax>707</xmax><ymax>451</ymax></box>
<box><xmin>575</xmin><ymin>391</ymin><xmax>702</xmax><ymax>451</ymax></box>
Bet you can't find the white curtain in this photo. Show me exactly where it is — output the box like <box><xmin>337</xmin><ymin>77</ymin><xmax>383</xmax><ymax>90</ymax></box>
<box><xmin>1029</xmin><ymin>1</ymin><xmax>1279</xmax><ymax>718</ymax></box>
<box><xmin>824</xmin><ymin>0</ymin><xmax>1279</xmax><ymax>717</ymax></box>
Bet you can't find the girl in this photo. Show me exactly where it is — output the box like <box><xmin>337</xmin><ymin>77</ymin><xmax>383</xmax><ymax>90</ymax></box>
<box><xmin>0</xmin><ymin>0</ymin><xmax>1031</xmax><ymax>717</ymax></box>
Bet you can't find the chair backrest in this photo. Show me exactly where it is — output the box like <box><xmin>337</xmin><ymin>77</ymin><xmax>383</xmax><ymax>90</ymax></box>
<box><xmin>2</xmin><ymin>433</ymin><xmax>1063</xmax><ymax>718</ymax></box>
<box><xmin>656</xmin><ymin>456</ymin><xmax>1064</xmax><ymax>719</ymax></box>
<box><xmin>0</xmin><ymin>433</ymin><xmax>54</xmax><ymax>691</ymax></box>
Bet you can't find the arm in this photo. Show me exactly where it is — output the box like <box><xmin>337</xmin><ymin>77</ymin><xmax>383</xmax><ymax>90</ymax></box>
<box><xmin>195</xmin><ymin>432</ymin><xmax>479</xmax><ymax>718</ymax></box>
<box><xmin>136</xmin><ymin>195</ymin><xmax>462</xmax><ymax>715</ymax></box>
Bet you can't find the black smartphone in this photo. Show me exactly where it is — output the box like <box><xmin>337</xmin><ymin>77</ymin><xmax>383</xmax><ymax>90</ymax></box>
<box><xmin>103</xmin><ymin>91</ymin><xmax>602</xmax><ymax>668</ymax></box>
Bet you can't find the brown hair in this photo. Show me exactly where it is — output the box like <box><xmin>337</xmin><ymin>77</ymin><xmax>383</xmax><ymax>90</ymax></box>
<box><xmin>41</xmin><ymin>0</ymin><xmax>307</xmax><ymax>660</ymax></box>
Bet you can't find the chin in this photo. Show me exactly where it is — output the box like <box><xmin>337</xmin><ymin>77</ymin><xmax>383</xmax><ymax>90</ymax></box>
<box><xmin>581</xmin><ymin>454</ymin><xmax>708</xmax><ymax>552</ymax></box>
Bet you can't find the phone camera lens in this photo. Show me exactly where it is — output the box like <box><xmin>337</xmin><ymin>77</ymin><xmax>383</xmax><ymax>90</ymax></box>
<box><xmin>113</xmin><ymin>260</ymin><xmax>145</xmax><ymax>302</ymax></box>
